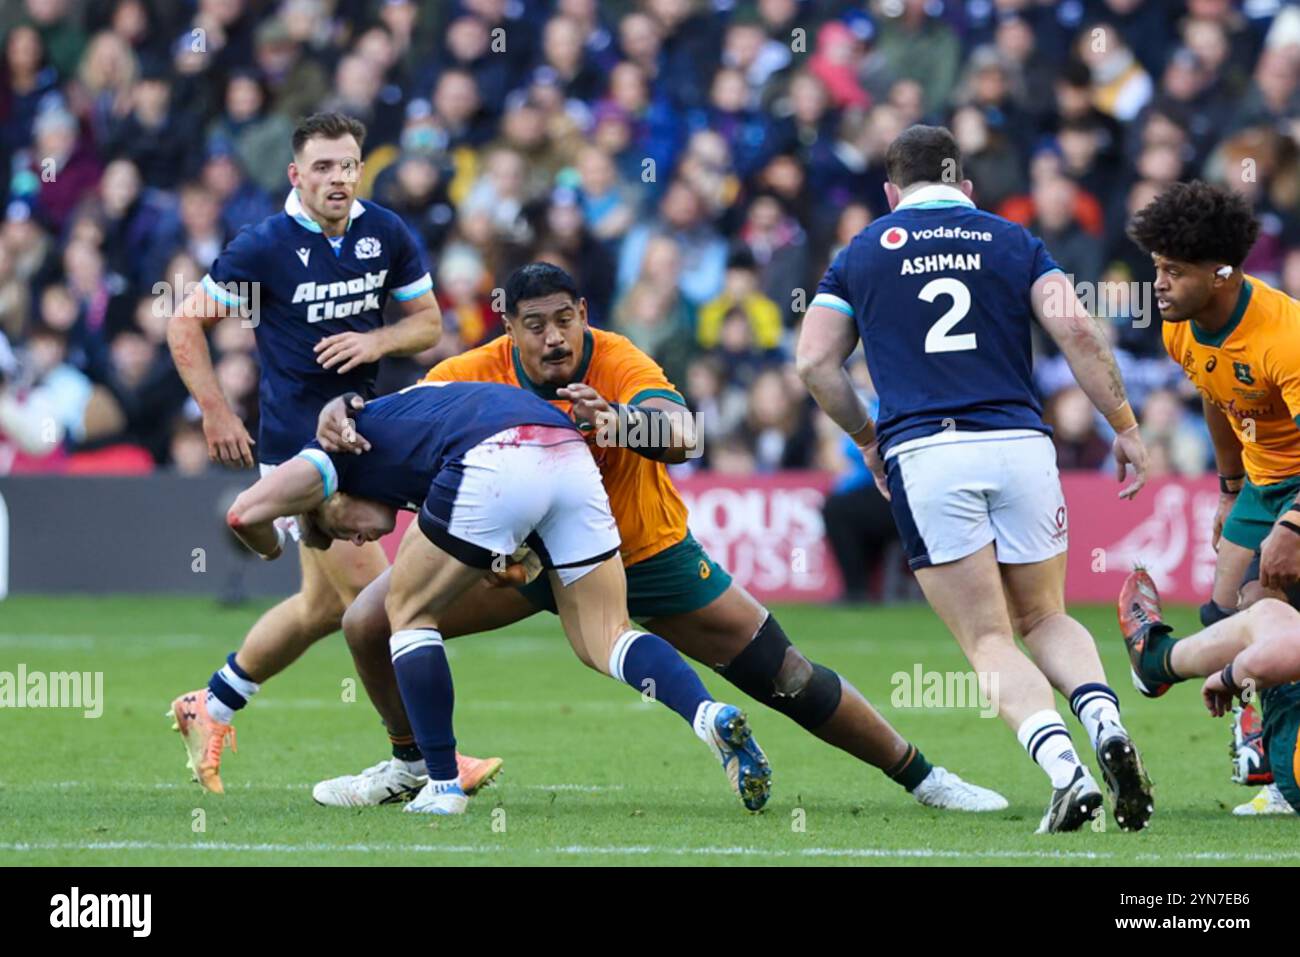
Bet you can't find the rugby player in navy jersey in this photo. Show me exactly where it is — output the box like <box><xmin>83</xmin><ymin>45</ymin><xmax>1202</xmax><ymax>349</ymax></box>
<box><xmin>222</xmin><ymin>381</ymin><xmax>773</xmax><ymax>814</ymax></box>
<box><xmin>165</xmin><ymin>113</ymin><xmax>497</xmax><ymax>794</ymax></box>
<box><xmin>798</xmin><ymin>125</ymin><xmax>1155</xmax><ymax>833</ymax></box>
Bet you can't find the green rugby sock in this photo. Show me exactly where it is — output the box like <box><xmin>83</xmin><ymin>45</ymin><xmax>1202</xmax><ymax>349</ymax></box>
<box><xmin>886</xmin><ymin>743</ymin><xmax>934</xmax><ymax>791</ymax></box>
<box><xmin>389</xmin><ymin>732</ymin><xmax>422</xmax><ymax>763</ymax></box>
<box><xmin>1139</xmin><ymin>624</ymin><xmax>1183</xmax><ymax>685</ymax></box>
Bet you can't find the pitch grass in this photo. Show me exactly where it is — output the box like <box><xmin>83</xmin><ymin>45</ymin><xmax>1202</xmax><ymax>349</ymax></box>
<box><xmin>0</xmin><ymin>596</ymin><xmax>1293</xmax><ymax>867</ymax></box>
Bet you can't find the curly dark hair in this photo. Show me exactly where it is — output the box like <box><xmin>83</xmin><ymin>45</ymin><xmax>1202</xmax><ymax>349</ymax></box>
<box><xmin>1126</xmin><ymin>181</ymin><xmax>1260</xmax><ymax>266</ymax></box>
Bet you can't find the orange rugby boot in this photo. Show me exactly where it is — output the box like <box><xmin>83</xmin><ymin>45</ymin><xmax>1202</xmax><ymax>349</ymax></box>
<box><xmin>169</xmin><ymin>689</ymin><xmax>237</xmax><ymax>794</ymax></box>
<box><xmin>457</xmin><ymin>752</ymin><xmax>504</xmax><ymax>794</ymax></box>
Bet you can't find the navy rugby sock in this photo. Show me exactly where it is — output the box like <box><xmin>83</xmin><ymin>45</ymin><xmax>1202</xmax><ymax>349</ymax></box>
<box><xmin>608</xmin><ymin>630</ymin><xmax>712</xmax><ymax>724</ymax></box>
<box><xmin>389</xmin><ymin>629</ymin><xmax>458</xmax><ymax>781</ymax></box>
<box><xmin>206</xmin><ymin>652</ymin><xmax>258</xmax><ymax>724</ymax></box>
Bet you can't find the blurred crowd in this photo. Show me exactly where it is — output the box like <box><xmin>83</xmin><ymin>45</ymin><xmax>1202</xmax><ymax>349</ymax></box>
<box><xmin>2</xmin><ymin>0</ymin><xmax>1300</xmax><ymax>482</ymax></box>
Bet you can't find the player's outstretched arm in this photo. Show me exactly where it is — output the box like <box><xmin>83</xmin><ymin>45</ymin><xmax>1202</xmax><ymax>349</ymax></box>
<box><xmin>796</xmin><ymin>304</ymin><xmax>887</xmax><ymax>496</ymax></box>
<box><xmin>167</xmin><ymin>286</ymin><xmax>256</xmax><ymax>469</ymax></box>
<box><xmin>1031</xmin><ymin>271</ymin><xmax>1148</xmax><ymax>499</ymax></box>
<box><xmin>315</xmin><ymin>291</ymin><xmax>442</xmax><ymax>374</ymax></box>
<box><xmin>558</xmin><ymin>384</ymin><xmax>698</xmax><ymax>464</ymax></box>
<box><xmin>635</xmin><ymin>396</ymin><xmax>698</xmax><ymax>464</ymax></box>
<box><xmin>226</xmin><ymin>458</ymin><xmax>328</xmax><ymax>559</ymax></box>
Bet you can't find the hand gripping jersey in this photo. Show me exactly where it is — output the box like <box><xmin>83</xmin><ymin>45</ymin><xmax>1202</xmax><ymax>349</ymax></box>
<box><xmin>812</xmin><ymin>184</ymin><xmax>1061</xmax><ymax>457</ymax></box>
<box><xmin>422</xmin><ymin>327</ymin><xmax>689</xmax><ymax>565</ymax></box>
<box><xmin>202</xmin><ymin>189</ymin><xmax>433</xmax><ymax>465</ymax></box>
<box><xmin>1162</xmin><ymin>276</ymin><xmax>1300</xmax><ymax>486</ymax></box>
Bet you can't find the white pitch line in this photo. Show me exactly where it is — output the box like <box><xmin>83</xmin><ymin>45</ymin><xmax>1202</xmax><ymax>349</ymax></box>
<box><xmin>459</xmin><ymin>700</ymin><xmax>652</xmax><ymax>712</ymax></box>
<box><xmin>213</xmin><ymin>699</ymin><xmax>341</xmax><ymax>710</ymax></box>
<box><xmin>549</xmin><ymin>845</ymin><xmax>1300</xmax><ymax>862</ymax></box>
<box><xmin>462</xmin><ymin>638</ymin><xmax>569</xmax><ymax>654</ymax></box>
<box><xmin>1</xmin><ymin>840</ymin><xmax>1298</xmax><ymax>863</ymax></box>
<box><xmin>136</xmin><ymin>698</ymin><xmax>648</xmax><ymax>713</ymax></box>
<box><xmin>0</xmin><ymin>634</ymin><xmax>98</xmax><ymax>649</ymax></box>
<box><xmin>14</xmin><ymin>781</ymin><xmax>619</xmax><ymax>793</ymax></box>
<box><xmin>0</xmin><ymin>841</ymin><xmax>503</xmax><ymax>855</ymax></box>
<box><xmin>0</xmin><ymin>633</ymin><xmax>208</xmax><ymax>649</ymax></box>
<box><xmin>8</xmin><ymin>781</ymin><xmax>311</xmax><ymax>792</ymax></box>
<box><xmin>876</xmin><ymin>709</ymin><xmax>1000</xmax><ymax>718</ymax></box>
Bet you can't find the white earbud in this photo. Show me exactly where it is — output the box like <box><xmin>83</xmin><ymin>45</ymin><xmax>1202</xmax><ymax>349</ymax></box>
<box><xmin>1216</xmin><ymin>265</ymin><xmax>1233</xmax><ymax>278</ymax></box>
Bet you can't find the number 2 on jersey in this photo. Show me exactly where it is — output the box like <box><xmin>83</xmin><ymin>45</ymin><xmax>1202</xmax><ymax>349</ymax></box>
<box><xmin>920</xmin><ymin>277</ymin><xmax>976</xmax><ymax>354</ymax></box>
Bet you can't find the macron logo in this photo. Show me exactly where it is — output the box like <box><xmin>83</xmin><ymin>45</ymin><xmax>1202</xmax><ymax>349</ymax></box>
<box><xmin>50</xmin><ymin>887</ymin><xmax>151</xmax><ymax>937</ymax></box>
<box><xmin>296</xmin><ymin>248</ymin><xmax>311</xmax><ymax>268</ymax></box>
<box><xmin>880</xmin><ymin>227</ymin><xmax>908</xmax><ymax>250</ymax></box>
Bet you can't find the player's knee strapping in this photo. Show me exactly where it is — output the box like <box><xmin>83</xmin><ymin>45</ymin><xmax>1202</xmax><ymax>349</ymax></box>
<box><xmin>720</xmin><ymin>614</ymin><xmax>842</xmax><ymax>730</ymax></box>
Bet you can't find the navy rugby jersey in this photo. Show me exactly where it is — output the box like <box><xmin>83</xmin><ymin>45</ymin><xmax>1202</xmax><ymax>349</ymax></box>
<box><xmin>202</xmin><ymin>189</ymin><xmax>433</xmax><ymax>464</ymax></box>
<box><xmin>812</xmin><ymin>184</ymin><xmax>1062</xmax><ymax>456</ymax></box>
<box><xmin>301</xmin><ymin>381</ymin><xmax>579</xmax><ymax>508</ymax></box>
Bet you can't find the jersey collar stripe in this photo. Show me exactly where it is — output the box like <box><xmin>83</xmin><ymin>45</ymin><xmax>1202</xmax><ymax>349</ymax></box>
<box><xmin>283</xmin><ymin>189</ymin><xmax>366</xmax><ymax>234</ymax></box>
<box><xmin>895</xmin><ymin>184</ymin><xmax>976</xmax><ymax>210</ymax></box>
<box><xmin>295</xmin><ymin>449</ymin><xmax>338</xmax><ymax>498</ymax></box>
<box><xmin>902</xmin><ymin>201</ymin><xmax>974</xmax><ymax>209</ymax></box>
<box><xmin>811</xmin><ymin>293</ymin><xmax>854</xmax><ymax>316</ymax></box>
<box><xmin>1191</xmin><ymin>279</ymin><xmax>1253</xmax><ymax>348</ymax></box>
<box><xmin>391</xmin><ymin>274</ymin><xmax>433</xmax><ymax>301</ymax></box>
<box><xmin>201</xmin><ymin>273</ymin><xmax>246</xmax><ymax>306</ymax></box>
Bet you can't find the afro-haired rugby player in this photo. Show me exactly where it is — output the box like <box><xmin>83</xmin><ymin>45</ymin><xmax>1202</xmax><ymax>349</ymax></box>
<box><xmin>311</xmin><ymin>262</ymin><xmax>1007</xmax><ymax>813</ymax></box>
<box><xmin>225</xmin><ymin>379</ymin><xmax>774</xmax><ymax>814</ymax></box>
<box><xmin>164</xmin><ymin>113</ymin><xmax>499</xmax><ymax>795</ymax></box>
<box><xmin>1123</xmin><ymin>180</ymin><xmax>1300</xmax><ymax>816</ymax></box>
<box><xmin>798</xmin><ymin>125</ymin><xmax>1155</xmax><ymax>833</ymax></box>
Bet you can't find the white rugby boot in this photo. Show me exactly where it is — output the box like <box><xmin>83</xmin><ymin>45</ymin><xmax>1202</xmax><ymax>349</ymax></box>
<box><xmin>911</xmin><ymin>766</ymin><xmax>1010</xmax><ymax>812</ymax></box>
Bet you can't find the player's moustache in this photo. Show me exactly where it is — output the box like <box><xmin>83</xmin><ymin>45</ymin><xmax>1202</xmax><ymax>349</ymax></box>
<box><xmin>542</xmin><ymin>348</ymin><xmax>571</xmax><ymax>362</ymax></box>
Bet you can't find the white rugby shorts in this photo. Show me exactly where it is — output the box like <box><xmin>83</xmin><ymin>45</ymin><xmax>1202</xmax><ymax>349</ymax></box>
<box><xmin>883</xmin><ymin>429</ymin><xmax>1068</xmax><ymax>568</ymax></box>
<box><xmin>417</xmin><ymin>425</ymin><xmax>621</xmax><ymax>586</ymax></box>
